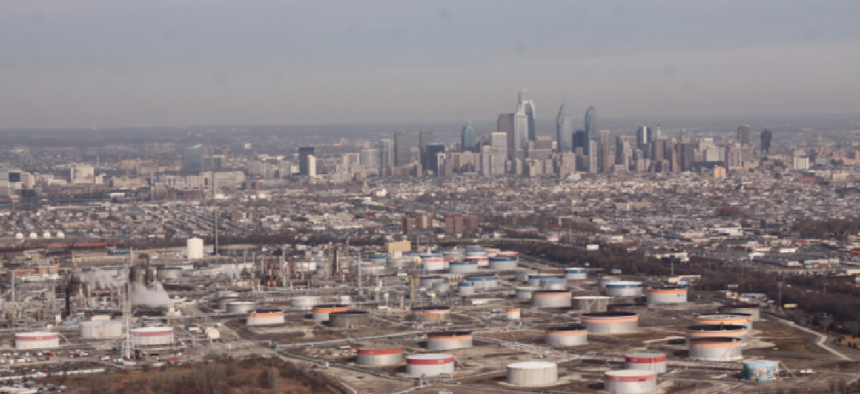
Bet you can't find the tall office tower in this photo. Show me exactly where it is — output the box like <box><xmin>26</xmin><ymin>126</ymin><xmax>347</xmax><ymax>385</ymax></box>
<box><xmin>497</xmin><ymin>113</ymin><xmax>515</xmax><ymax>159</ymax></box>
<box><xmin>425</xmin><ymin>143</ymin><xmax>446</xmax><ymax>176</ymax></box>
<box><xmin>298</xmin><ymin>147</ymin><xmax>315</xmax><ymax>176</ymax></box>
<box><xmin>761</xmin><ymin>129</ymin><xmax>773</xmax><ymax>153</ymax></box>
<box><xmin>360</xmin><ymin>149</ymin><xmax>379</xmax><ymax>170</ymax></box>
<box><xmin>518</xmin><ymin>89</ymin><xmax>537</xmax><ymax>141</ymax></box>
<box><xmin>306</xmin><ymin>155</ymin><xmax>317</xmax><ymax>177</ymax></box>
<box><xmin>556</xmin><ymin>104</ymin><xmax>573</xmax><ymax>153</ymax></box>
<box><xmin>737</xmin><ymin>126</ymin><xmax>751</xmax><ymax>145</ymax></box>
<box><xmin>393</xmin><ymin>132</ymin><xmax>410</xmax><ymax>166</ymax></box>
<box><xmin>678</xmin><ymin>129</ymin><xmax>690</xmax><ymax>143</ymax></box>
<box><xmin>573</xmin><ymin>130</ymin><xmax>586</xmax><ymax>152</ymax></box>
<box><xmin>513</xmin><ymin>104</ymin><xmax>529</xmax><ymax>160</ymax></box>
<box><xmin>636</xmin><ymin>127</ymin><xmax>650</xmax><ymax>150</ymax></box>
<box><xmin>584</xmin><ymin>106</ymin><xmax>598</xmax><ymax>156</ymax></box>
<box><xmin>587</xmin><ymin>140</ymin><xmax>598</xmax><ymax>173</ymax></box>
<box><xmin>598</xmin><ymin>130</ymin><xmax>611</xmax><ymax>149</ymax></box>
<box><xmin>461</xmin><ymin>122</ymin><xmax>476</xmax><ymax>153</ymax></box>
<box><xmin>726</xmin><ymin>144</ymin><xmax>743</xmax><ymax>169</ymax></box>
<box><xmin>183</xmin><ymin>144</ymin><xmax>205</xmax><ymax>176</ymax></box>
<box><xmin>379</xmin><ymin>139</ymin><xmax>394</xmax><ymax>175</ymax></box>
<box><xmin>680</xmin><ymin>143</ymin><xmax>695</xmax><ymax>171</ymax></box>
<box><xmin>419</xmin><ymin>130</ymin><xmax>435</xmax><ymax>170</ymax></box>
<box><xmin>651</xmin><ymin>125</ymin><xmax>661</xmax><ymax>143</ymax></box>
<box><xmin>650</xmin><ymin>139</ymin><xmax>667</xmax><ymax>162</ymax></box>
<box><xmin>490</xmin><ymin>131</ymin><xmax>507</xmax><ymax>156</ymax></box>
<box><xmin>615</xmin><ymin>136</ymin><xmax>632</xmax><ymax>166</ymax></box>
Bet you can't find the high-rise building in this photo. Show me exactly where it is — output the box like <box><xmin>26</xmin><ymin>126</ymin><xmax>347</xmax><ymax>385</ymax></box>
<box><xmin>298</xmin><ymin>147</ymin><xmax>315</xmax><ymax>176</ymax></box>
<box><xmin>761</xmin><ymin>129</ymin><xmax>773</xmax><ymax>153</ymax></box>
<box><xmin>425</xmin><ymin>143</ymin><xmax>446</xmax><ymax>176</ymax></box>
<box><xmin>419</xmin><ymin>130</ymin><xmax>435</xmax><ymax>169</ymax></box>
<box><xmin>306</xmin><ymin>155</ymin><xmax>317</xmax><ymax>177</ymax></box>
<box><xmin>417</xmin><ymin>214</ymin><xmax>433</xmax><ymax>230</ymax></box>
<box><xmin>513</xmin><ymin>104</ymin><xmax>528</xmax><ymax>160</ymax></box>
<box><xmin>518</xmin><ymin>89</ymin><xmax>537</xmax><ymax>141</ymax></box>
<box><xmin>615</xmin><ymin>136</ymin><xmax>631</xmax><ymax>166</ymax></box>
<box><xmin>461</xmin><ymin>123</ymin><xmax>476</xmax><ymax>153</ymax></box>
<box><xmin>584</xmin><ymin>106</ymin><xmax>598</xmax><ymax>156</ymax></box>
<box><xmin>651</xmin><ymin>125</ymin><xmax>661</xmax><ymax>143</ymax></box>
<box><xmin>573</xmin><ymin>130</ymin><xmax>586</xmax><ymax>152</ymax></box>
<box><xmin>497</xmin><ymin>113</ymin><xmax>515</xmax><ymax>159</ymax></box>
<box><xmin>587</xmin><ymin>140</ymin><xmax>598</xmax><ymax>173</ymax></box>
<box><xmin>394</xmin><ymin>132</ymin><xmax>410</xmax><ymax>166</ymax></box>
<box><xmin>401</xmin><ymin>217</ymin><xmax>416</xmax><ymax>234</ymax></box>
<box><xmin>636</xmin><ymin>127</ymin><xmax>650</xmax><ymax>150</ymax></box>
<box><xmin>183</xmin><ymin>145</ymin><xmax>205</xmax><ymax>176</ymax></box>
<box><xmin>556</xmin><ymin>104</ymin><xmax>573</xmax><ymax>153</ymax></box>
<box><xmin>379</xmin><ymin>139</ymin><xmax>394</xmax><ymax>175</ymax></box>
<box><xmin>737</xmin><ymin>126</ymin><xmax>750</xmax><ymax>145</ymax></box>
<box><xmin>444</xmin><ymin>216</ymin><xmax>464</xmax><ymax>234</ymax></box>
<box><xmin>360</xmin><ymin>149</ymin><xmax>379</xmax><ymax>170</ymax></box>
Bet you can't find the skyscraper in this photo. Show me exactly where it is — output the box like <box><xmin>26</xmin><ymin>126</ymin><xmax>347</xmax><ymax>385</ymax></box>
<box><xmin>425</xmin><ymin>143</ymin><xmax>446</xmax><ymax>176</ymax></box>
<box><xmin>737</xmin><ymin>126</ymin><xmax>750</xmax><ymax>145</ymax></box>
<box><xmin>394</xmin><ymin>132</ymin><xmax>410</xmax><ymax>166</ymax></box>
<box><xmin>513</xmin><ymin>104</ymin><xmax>528</xmax><ymax>160</ymax></box>
<box><xmin>298</xmin><ymin>147</ymin><xmax>315</xmax><ymax>176</ymax></box>
<box><xmin>556</xmin><ymin>104</ymin><xmax>573</xmax><ymax>153</ymax></box>
<box><xmin>636</xmin><ymin>127</ymin><xmax>650</xmax><ymax>150</ymax></box>
<box><xmin>761</xmin><ymin>129</ymin><xmax>773</xmax><ymax>153</ymax></box>
<box><xmin>518</xmin><ymin>89</ymin><xmax>536</xmax><ymax>141</ymax></box>
<box><xmin>497</xmin><ymin>113</ymin><xmax>514</xmax><ymax>159</ymax></box>
<box><xmin>461</xmin><ymin>123</ymin><xmax>476</xmax><ymax>153</ymax></box>
<box><xmin>573</xmin><ymin>130</ymin><xmax>586</xmax><ymax>152</ymax></box>
<box><xmin>379</xmin><ymin>139</ymin><xmax>394</xmax><ymax>175</ymax></box>
<box><xmin>183</xmin><ymin>144</ymin><xmax>205</xmax><ymax>176</ymax></box>
<box><xmin>584</xmin><ymin>106</ymin><xmax>598</xmax><ymax>156</ymax></box>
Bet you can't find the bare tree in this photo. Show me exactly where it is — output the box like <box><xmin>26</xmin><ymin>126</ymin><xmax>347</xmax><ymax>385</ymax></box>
<box><xmin>193</xmin><ymin>362</ymin><xmax>226</xmax><ymax>394</ymax></box>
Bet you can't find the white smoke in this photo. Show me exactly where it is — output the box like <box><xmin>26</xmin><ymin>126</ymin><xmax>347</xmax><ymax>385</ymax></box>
<box><xmin>130</xmin><ymin>282</ymin><xmax>174</xmax><ymax>309</ymax></box>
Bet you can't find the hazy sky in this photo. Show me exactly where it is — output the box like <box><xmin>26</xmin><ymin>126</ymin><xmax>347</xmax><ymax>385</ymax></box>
<box><xmin>1</xmin><ymin>0</ymin><xmax>860</xmax><ymax>129</ymax></box>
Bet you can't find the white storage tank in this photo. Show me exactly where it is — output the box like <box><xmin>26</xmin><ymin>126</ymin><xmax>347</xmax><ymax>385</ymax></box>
<box><xmin>312</xmin><ymin>304</ymin><xmax>349</xmax><ymax>322</ymax></box>
<box><xmin>247</xmin><ymin>309</ymin><xmax>286</xmax><ymax>326</ymax></box>
<box><xmin>507</xmin><ymin>361</ymin><xmax>558</xmax><ymax>387</ymax></box>
<box><xmin>515</xmin><ymin>286</ymin><xmax>541</xmax><ymax>300</ymax></box>
<box><xmin>406</xmin><ymin>354</ymin><xmax>455</xmax><ymax>377</ymax></box>
<box><xmin>532</xmin><ymin>290</ymin><xmax>572</xmax><ymax>308</ymax></box>
<box><xmin>420</xmin><ymin>276</ymin><xmax>446</xmax><ymax>288</ymax></box>
<box><xmin>80</xmin><ymin>321</ymin><xmax>123</xmax><ymax>339</ymax></box>
<box><xmin>646</xmin><ymin>286</ymin><xmax>687</xmax><ymax>304</ymax></box>
<box><xmin>488</xmin><ymin>256</ymin><xmax>517</xmax><ymax>270</ymax></box>
<box><xmin>581</xmin><ymin>312</ymin><xmax>639</xmax><ymax>334</ymax></box>
<box><xmin>458</xmin><ymin>282</ymin><xmax>475</xmax><ymax>295</ymax></box>
<box><xmin>545</xmin><ymin>325</ymin><xmax>588</xmax><ymax>346</ymax></box>
<box><xmin>516</xmin><ymin>269</ymin><xmax>538</xmax><ymax>283</ymax></box>
<box><xmin>527</xmin><ymin>273</ymin><xmax>557</xmax><ymax>287</ymax></box>
<box><xmin>597</xmin><ymin>276</ymin><xmax>621</xmax><ymax>290</ymax></box>
<box><xmin>507</xmin><ymin>308</ymin><xmax>521</xmax><ymax>320</ymax></box>
<box><xmin>719</xmin><ymin>304</ymin><xmax>761</xmax><ymax>322</ymax></box>
<box><xmin>604</xmin><ymin>370</ymin><xmax>658</xmax><ymax>393</ymax></box>
<box><xmin>423</xmin><ymin>257</ymin><xmax>445</xmax><ymax>271</ymax></box>
<box><xmin>688</xmin><ymin>337</ymin><xmax>743</xmax><ymax>361</ymax></box>
<box><xmin>411</xmin><ymin>306</ymin><xmax>452</xmax><ymax>322</ymax></box>
<box><xmin>605</xmin><ymin>281</ymin><xmax>643</xmax><ymax>297</ymax></box>
<box><xmin>685</xmin><ymin>325</ymin><xmax>749</xmax><ymax>346</ymax></box>
<box><xmin>187</xmin><ymin>238</ymin><xmax>204</xmax><ymax>260</ymax></box>
<box><xmin>448</xmin><ymin>261</ymin><xmax>479</xmax><ymax>274</ymax></box>
<box><xmin>426</xmin><ymin>331</ymin><xmax>473</xmax><ymax>350</ymax></box>
<box><xmin>564</xmin><ymin>267</ymin><xmax>587</xmax><ymax>280</ymax></box>
<box><xmin>625</xmin><ymin>353</ymin><xmax>667</xmax><ymax>373</ymax></box>
<box><xmin>573</xmin><ymin>296</ymin><xmax>612</xmax><ymax>313</ymax></box>
<box><xmin>466</xmin><ymin>256</ymin><xmax>490</xmax><ymax>268</ymax></box>
<box><xmin>540</xmin><ymin>278</ymin><xmax>567</xmax><ymax>290</ymax></box>
<box><xmin>464</xmin><ymin>275</ymin><xmax>498</xmax><ymax>289</ymax></box>
<box><xmin>692</xmin><ymin>314</ymin><xmax>753</xmax><ymax>332</ymax></box>
<box><xmin>15</xmin><ymin>332</ymin><xmax>60</xmax><ymax>350</ymax></box>
<box><xmin>131</xmin><ymin>327</ymin><xmax>174</xmax><ymax>346</ymax></box>
<box><xmin>226</xmin><ymin>301</ymin><xmax>258</xmax><ymax>314</ymax></box>
<box><xmin>291</xmin><ymin>296</ymin><xmax>321</xmax><ymax>310</ymax></box>
<box><xmin>432</xmin><ymin>282</ymin><xmax>450</xmax><ymax>294</ymax></box>
<box><xmin>357</xmin><ymin>344</ymin><xmax>403</xmax><ymax>366</ymax></box>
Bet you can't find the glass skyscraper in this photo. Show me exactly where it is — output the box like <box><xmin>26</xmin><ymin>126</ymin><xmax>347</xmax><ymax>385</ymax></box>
<box><xmin>513</xmin><ymin>104</ymin><xmax>528</xmax><ymax>159</ymax></box>
<box><xmin>183</xmin><ymin>145</ymin><xmax>205</xmax><ymax>176</ymax></box>
<box><xmin>584</xmin><ymin>106</ymin><xmax>598</xmax><ymax>156</ymax></box>
<box><xmin>556</xmin><ymin>104</ymin><xmax>572</xmax><ymax>153</ymax></box>
<box><xmin>461</xmin><ymin>122</ymin><xmax>476</xmax><ymax>153</ymax></box>
<box><xmin>518</xmin><ymin>89</ymin><xmax>536</xmax><ymax>141</ymax></box>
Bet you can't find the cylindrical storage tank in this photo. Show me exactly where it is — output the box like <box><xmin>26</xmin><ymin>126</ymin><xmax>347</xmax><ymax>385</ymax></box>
<box><xmin>719</xmin><ymin>304</ymin><xmax>761</xmax><ymax>322</ymax></box>
<box><xmin>625</xmin><ymin>353</ymin><xmax>667</xmax><ymax>373</ymax></box>
<box><xmin>187</xmin><ymin>238</ymin><xmax>204</xmax><ymax>259</ymax></box>
<box><xmin>528</xmin><ymin>274</ymin><xmax>557</xmax><ymax>287</ymax></box>
<box><xmin>465</xmin><ymin>245</ymin><xmax>483</xmax><ymax>252</ymax></box>
<box><xmin>448</xmin><ymin>261</ymin><xmax>479</xmax><ymax>274</ymax></box>
<box><xmin>743</xmin><ymin>360</ymin><xmax>779</xmax><ymax>382</ymax></box>
<box><xmin>507</xmin><ymin>361</ymin><xmax>558</xmax><ymax>387</ymax></box>
<box><xmin>312</xmin><ymin>304</ymin><xmax>349</xmax><ymax>322</ymax></box>
<box><xmin>80</xmin><ymin>321</ymin><xmax>123</xmax><ymax>339</ymax></box>
<box><xmin>443</xmin><ymin>251</ymin><xmax>465</xmax><ymax>261</ymax></box>
<box><xmin>685</xmin><ymin>325</ymin><xmax>748</xmax><ymax>346</ymax></box>
<box><xmin>156</xmin><ymin>267</ymin><xmax>183</xmax><ymax>281</ymax></box>
<box><xmin>541</xmin><ymin>278</ymin><xmax>567</xmax><ymax>290</ymax></box>
<box><xmin>369</xmin><ymin>254</ymin><xmax>387</xmax><ymax>265</ymax></box>
<box><xmin>573</xmin><ymin>296</ymin><xmax>612</xmax><ymax>313</ymax></box>
<box><xmin>545</xmin><ymin>325</ymin><xmax>588</xmax><ymax>346</ymax></box>
<box><xmin>532</xmin><ymin>290</ymin><xmax>573</xmax><ymax>308</ymax></box>
<box><xmin>646</xmin><ymin>286</ymin><xmax>687</xmax><ymax>304</ymax></box>
<box><xmin>466</xmin><ymin>256</ymin><xmax>490</xmax><ymax>268</ymax></box>
<box><xmin>247</xmin><ymin>309</ymin><xmax>285</xmax><ymax>326</ymax></box>
<box><xmin>688</xmin><ymin>337</ymin><xmax>743</xmax><ymax>361</ymax></box>
<box><xmin>387</xmin><ymin>257</ymin><xmax>410</xmax><ymax>269</ymax></box>
<box><xmin>356</xmin><ymin>344</ymin><xmax>403</xmax><ymax>366</ymax></box>
<box><xmin>692</xmin><ymin>314</ymin><xmax>753</xmax><ymax>332</ymax></box>
<box><xmin>516</xmin><ymin>269</ymin><xmax>538</xmax><ymax>283</ymax></box>
<box><xmin>226</xmin><ymin>301</ymin><xmax>257</xmax><ymax>314</ymax></box>
<box><xmin>488</xmin><ymin>256</ymin><xmax>517</xmax><ymax>270</ymax></box>
<box><xmin>465</xmin><ymin>275</ymin><xmax>498</xmax><ymax>289</ymax></box>
<box><xmin>605</xmin><ymin>281</ymin><xmax>643</xmax><ymax>297</ymax></box>
<box><xmin>607</xmin><ymin>304</ymin><xmax>650</xmax><ymax>320</ymax></box>
<box><xmin>485</xmin><ymin>248</ymin><xmax>501</xmax><ymax>257</ymax></box>
<box><xmin>131</xmin><ymin>327</ymin><xmax>174</xmax><ymax>346</ymax></box>
<box><xmin>217</xmin><ymin>296</ymin><xmax>239</xmax><ymax>310</ymax></box>
<box><xmin>423</xmin><ymin>257</ymin><xmax>445</xmax><ymax>271</ymax></box>
<box><xmin>604</xmin><ymin>370</ymin><xmax>657</xmax><ymax>394</ymax></box>
<box><xmin>16</xmin><ymin>332</ymin><xmax>60</xmax><ymax>350</ymax></box>
<box><xmin>507</xmin><ymin>308</ymin><xmax>521</xmax><ymax>320</ymax></box>
<box><xmin>329</xmin><ymin>310</ymin><xmax>369</xmax><ymax>328</ymax></box>
<box><xmin>497</xmin><ymin>251</ymin><xmax>518</xmax><ymax>258</ymax></box>
<box><xmin>405</xmin><ymin>252</ymin><xmax>422</xmax><ymax>264</ymax></box>
<box><xmin>406</xmin><ymin>354</ymin><xmax>455</xmax><ymax>377</ymax></box>
<box><xmin>597</xmin><ymin>276</ymin><xmax>621</xmax><ymax>290</ymax></box>
<box><xmin>515</xmin><ymin>287</ymin><xmax>542</xmax><ymax>300</ymax></box>
<box><xmin>564</xmin><ymin>267</ymin><xmax>587</xmax><ymax>280</ymax></box>
<box><xmin>432</xmin><ymin>282</ymin><xmax>450</xmax><ymax>294</ymax></box>
<box><xmin>581</xmin><ymin>312</ymin><xmax>639</xmax><ymax>334</ymax></box>
<box><xmin>411</xmin><ymin>306</ymin><xmax>452</xmax><ymax>322</ymax></box>
<box><xmin>420</xmin><ymin>276</ymin><xmax>446</xmax><ymax>288</ymax></box>
<box><xmin>291</xmin><ymin>296</ymin><xmax>321</xmax><ymax>310</ymax></box>
<box><xmin>427</xmin><ymin>331</ymin><xmax>472</xmax><ymax>350</ymax></box>
<box><xmin>458</xmin><ymin>282</ymin><xmax>475</xmax><ymax>295</ymax></box>
<box><xmin>465</xmin><ymin>250</ymin><xmax>486</xmax><ymax>258</ymax></box>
